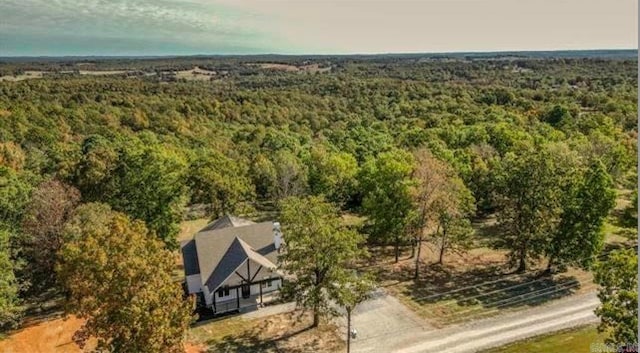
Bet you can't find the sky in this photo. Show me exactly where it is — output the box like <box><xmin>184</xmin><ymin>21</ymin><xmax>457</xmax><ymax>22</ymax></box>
<box><xmin>0</xmin><ymin>0</ymin><xmax>637</xmax><ymax>56</ymax></box>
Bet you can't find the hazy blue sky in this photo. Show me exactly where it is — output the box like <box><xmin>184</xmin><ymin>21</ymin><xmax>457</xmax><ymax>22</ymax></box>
<box><xmin>1</xmin><ymin>0</ymin><xmax>637</xmax><ymax>56</ymax></box>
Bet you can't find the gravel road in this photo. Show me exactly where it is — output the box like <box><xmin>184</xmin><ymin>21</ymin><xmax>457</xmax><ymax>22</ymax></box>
<box><xmin>346</xmin><ymin>291</ymin><xmax>599</xmax><ymax>353</ymax></box>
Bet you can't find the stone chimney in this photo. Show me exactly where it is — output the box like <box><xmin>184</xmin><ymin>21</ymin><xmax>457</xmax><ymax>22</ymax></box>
<box><xmin>273</xmin><ymin>222</ymin><xmax>283</xmax><ymax>252</ymax></box>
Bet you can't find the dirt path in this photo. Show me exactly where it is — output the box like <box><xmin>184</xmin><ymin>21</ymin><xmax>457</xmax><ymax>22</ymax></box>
<box><xmin>346</xmin><ymin>291</ymin><xmax>598</xmax><ymax>353</ymax></box>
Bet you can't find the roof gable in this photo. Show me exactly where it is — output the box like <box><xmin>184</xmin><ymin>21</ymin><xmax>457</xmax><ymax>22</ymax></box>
<box><xmin>204</xmin><ymin>237</ymin><xmax>248</xmax><ymax>292</ymax></box>
<box><xmin>194</xmin><ymin>221</ymin><xmax>277</xmax><ymax>290</ymax></box>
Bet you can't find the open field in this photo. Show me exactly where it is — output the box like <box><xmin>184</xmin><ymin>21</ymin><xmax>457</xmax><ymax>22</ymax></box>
<box><xmin>482</xmin><ymin>324</ymin><xmax>604</xmax><ymax>353</ymax></box>
<box><xmin>247</xmin><ymin>63</ymin><xmax>331</xmax><ymax>73</ymax></box>
<box><xmin>174</xmin><ymin>67</ymin><xmax>217</xmax><ymax>81</ymax></box>
<box><xmin>0</xmin><ymin>71</ymin><xmax>45</xmax><ymax>81</ymax></box>
<box><xmin>77</xmin><ymin>70</ymin><xmax>129</xmax><ymax>76</ymax></box>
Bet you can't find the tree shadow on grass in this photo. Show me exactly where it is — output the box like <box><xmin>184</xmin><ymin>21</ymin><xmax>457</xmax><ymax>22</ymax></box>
<box><xmin>404</xmin><ymin>263</ymin><xmax>580</xmax><ymax>312</ymax></box>
<box><xmin>206</xmin><ymin>329</ymin><xmax>273</xmax><ymax>353</ymax></box>
<box><xmin>205</xmin><ymin>313</ymin><xmax>321</xmax><ymax>353</ymax></box>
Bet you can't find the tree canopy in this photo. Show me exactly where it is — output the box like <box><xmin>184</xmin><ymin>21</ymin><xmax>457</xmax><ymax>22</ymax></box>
<box><xmin>278</xmin><ymin>196</ymin><xmax>367</xmax><ymax>327</ymax></box>
<box><xmin>593</xmin><ymin>249</ymin><xmax>638</xmax><ymax>346</ymax></box>
<box><xmin>57</xmin><ymin>205</ymin><xmax>193</xmax><ymax>352</ymax></box>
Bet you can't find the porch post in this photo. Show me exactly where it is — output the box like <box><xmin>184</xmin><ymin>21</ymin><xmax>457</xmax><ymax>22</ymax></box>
<box><xmin>213</xmin><ymin>292</ymin><xmax>217</xmax><ymax>313</ymax></box>
<box><xmin>236</xmin><ymin>287</ymin><xmax>240</xmax><ymax>309</ymax></box>
<box><xmin>259</xmin><ymin>283</ymin><xmax>263</xmax><ymax>305</ymax></box>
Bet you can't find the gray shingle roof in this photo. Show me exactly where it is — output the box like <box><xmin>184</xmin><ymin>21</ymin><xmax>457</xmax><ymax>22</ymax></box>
<box><xmin>181</xmin><ymin>215</ymin><xmax>280</xmax><ymax>294</ymax></box>
<box><xmin>200</xmin><ymin>215</ymin><xmax>256</xmax><ymax>232</ymax></box>
<box><xmin>180</xmin><ymin>239</ymin><xmax>200</xmax><ymax>275</ymax></box>
<box><xmin>203</xmin><ymin>237</ymin><xmax>277</xmax><ymax>293</ymax></box>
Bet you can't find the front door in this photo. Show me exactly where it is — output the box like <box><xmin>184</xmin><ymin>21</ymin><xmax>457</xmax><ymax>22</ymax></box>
<box><xmin>241</xmin><ymin>283</ymin><xmax>250</xmax><ymax>299</ymax></box>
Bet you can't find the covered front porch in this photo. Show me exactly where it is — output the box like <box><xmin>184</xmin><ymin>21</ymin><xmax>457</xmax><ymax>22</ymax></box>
<box><xmin>211</xmin><ymin>278</ymin><xmax>282</xmax><ymax>315</ymax></box>
<box><xmin>213</xmin><ymin>291</ymin><xmax>280</xmax><ymax>314</ymax></box>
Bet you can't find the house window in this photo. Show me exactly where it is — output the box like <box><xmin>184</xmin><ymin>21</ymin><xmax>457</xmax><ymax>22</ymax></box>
<box><xmin>261</xmin><ymin>279</ymin><xmax>273</xmax><ymax>288</ymax></box>
<box><xmin>217</xmin><ymin>286</ymin><xmax>230</xmax><ymax>298</ymax></box>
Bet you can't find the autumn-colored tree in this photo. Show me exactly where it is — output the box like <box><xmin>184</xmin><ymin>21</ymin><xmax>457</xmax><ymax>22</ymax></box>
<box><xmin>432</xmin><ymin>177</ymin><xmax>475</xmax><ymax>265</ymax></box>
<box><xmin>20</xmin><ymin>179</ymin><xmax>80</xmax><ymax>293</ymax></box>
<box><xmin>0</xmin><ymin>142</ymin><xmax>25</xmax><ymax>171</ymax></box>
<box><xmin>57</xmin><ymin>205</ymin><xmax>193</xmax><ymax>353</ymax></box>
<box><xmin>279</xmin><ymin>196</ymin><xmax>368</xmax><ymax>328</ymax></box>
<box><xmin>411</xmin><ymin>149</ymin><xmax>450</xmax><ymax>278</ymax></box>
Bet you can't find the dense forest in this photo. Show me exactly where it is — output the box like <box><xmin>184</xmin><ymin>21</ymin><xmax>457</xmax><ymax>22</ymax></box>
<box><xmin>0</xmin><ymin>54</ymin><xmax>637</xmax><ymax>349</ymax></box>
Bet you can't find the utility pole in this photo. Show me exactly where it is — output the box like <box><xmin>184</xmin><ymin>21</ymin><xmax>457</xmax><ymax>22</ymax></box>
<box><xmin>347</xmin><ymin>306</ymin><xmax>352</xmax><ymax>353</ymax></box>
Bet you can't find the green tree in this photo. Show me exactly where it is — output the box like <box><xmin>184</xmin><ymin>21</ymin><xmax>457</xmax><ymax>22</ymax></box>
<box><xmin>57</xmin><ymin>207</ymin><xmax>193</xmax><ymax>353</ymax></box>
<box><xmin>74</xmin><ymin>135</ymin><xmax>118</xmax><ymax>200</ymax></box>
<box><xmin>0</xmin><ymin>229</ymin><xmax>21</xmax><ymax>329</ymax></box>
<box><xmin>542</xmin><ymin>105</ymin><xmax>572</xmax><ymax>127</ymax></box>
<box><xmin>495</xmin><ymin>147</ymin><xmax>562</xmax><ymax>272</ymax></box>
<box><xmin>76</xmin><ymin>137</ymin><xmax>188</xmax><ymax>248</ymax></box>
<box><xmin>251</xmin><ymin>154</ymin><xmax>277</xmax><ymax>199</ymax></box>
<box><xmin>360</xmin><ymin>149</ymin><xmax>415</xmax><ymax>262</ymax></box>
<box><xmin>308</xmin><ymin>147</ymin><xmax>359</xmax><ymax>206</ymax></box>
<box><xmin>593</xmin><ymin>249</ymin><xmax>638</xmax><ymax>345</ymax></box>
<box><xmin>273</xmin><ymin>150</ymin><xmax>307</xmax><ymax>200</ymax></box>
<box><xmin>279</xmin><ymin>196</ymin><xmax>367</xmax><ymax>328</ymax></box>
<box><xmin>187</xmin><ymin>150</ymin><xmax>253</xmax><ymax>217</ymax></box>
<box><xmin>62</xmin><ymin>202</ymin><xmax>114</xmax><ymax>243</ymax></box>
<box><xmin>545</xmin><ymin>161</ymin><xmax>615</xmax><ymax>272</ymax></box>
<box><xmin>0</xmin><ymin>166</ymin><xmax>32</xmax><ymax>230</ymax></box>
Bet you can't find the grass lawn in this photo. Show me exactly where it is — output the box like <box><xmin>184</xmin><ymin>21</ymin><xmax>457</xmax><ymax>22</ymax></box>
<box><xmin>373</xmin><ymin>245</ymin><xmax>593</xmax><ymax>327</ymax></box>
<box><xmin>178</xmin><ymin>218</ymin><xmax>210</xmax><ymax>242</ymax></box>
<box><xmin>363</xmin><ymin>213</ymin><xmax>606</xmax><ymax>327</ymax></box>
<box><xmin>188</xmin><ymin>310</ymin><xmax>344</xmax><ymax>353</ymax></box>
<box><xmin>365</xmin><ymin>188</ymin><xmax>637</xmax><ymax>327</ymax></box>
<box><xmin>483</xmin><ymin>325</ymin><xmax>606</xmax><ymax>353</ymax></box>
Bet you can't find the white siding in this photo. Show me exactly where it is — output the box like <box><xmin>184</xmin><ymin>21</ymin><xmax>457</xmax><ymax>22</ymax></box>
<box><xmin>203</xmin><ymin>285</ymin><xmax>213</xmax><ymax>306</ymax></box>
<box><xmin>260</xmin><ymin>278</ymin><xmax>281</xmax><ymax>293</ymax></box>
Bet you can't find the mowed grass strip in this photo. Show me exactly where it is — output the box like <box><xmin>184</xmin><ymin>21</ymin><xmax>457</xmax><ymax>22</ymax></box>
<box><xmin>482</xmin><ymin>324</ymin><xmax>605</xmax><ymax>353</ymax></box>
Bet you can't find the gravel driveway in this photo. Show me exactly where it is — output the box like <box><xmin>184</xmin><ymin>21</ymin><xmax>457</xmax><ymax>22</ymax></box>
<box><xmin>334</xmin><ymin>288</ymin><xmax>433</xmax><ymax>353</ymax></box>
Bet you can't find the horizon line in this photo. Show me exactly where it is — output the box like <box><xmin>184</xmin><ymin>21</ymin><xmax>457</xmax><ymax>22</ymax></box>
<box><xmin>1</xmin><ymin>48</ymin><xmax>637</xmax><ymax>60</ymax></box>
